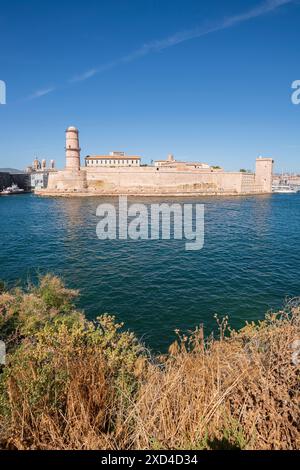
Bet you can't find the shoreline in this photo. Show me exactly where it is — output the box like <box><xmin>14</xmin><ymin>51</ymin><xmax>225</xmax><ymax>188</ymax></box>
<box><xmin>35</xmin><ymin>190</ymin><xmax>272</xmax><ymax>198</ymax></box>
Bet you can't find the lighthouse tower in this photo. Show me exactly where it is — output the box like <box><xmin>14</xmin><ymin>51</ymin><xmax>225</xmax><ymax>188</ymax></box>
<box><xmin>65</xmin><ymin>126</ymin><xmax>81</xmax><ymax>171</ymax></box>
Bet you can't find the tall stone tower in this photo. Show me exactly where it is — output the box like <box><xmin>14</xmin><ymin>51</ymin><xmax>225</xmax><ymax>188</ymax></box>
<box><xmin>65</xmin><ymin>126</ymin><xmax>81</xmax><ymax>171</ymax></box>
<box><xmin>255</xmin><ymin>157</ymin><xmax>274</xmax><ymax>193</ymax></box>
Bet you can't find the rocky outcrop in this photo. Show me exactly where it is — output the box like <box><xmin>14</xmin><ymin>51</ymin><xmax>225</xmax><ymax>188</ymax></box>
<box><xmin>0</xmin><ymin>172</ymin><xmax>30</xmax><ymax>191</ymax></box>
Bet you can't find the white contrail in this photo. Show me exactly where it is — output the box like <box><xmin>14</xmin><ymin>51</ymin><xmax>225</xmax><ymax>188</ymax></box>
<box><xmin>29</xmin><ymin>0</ymin><xmax>293</xmax><ymax>97</ymax></box>
<box><xmin>26</xmin><ymin>87</ymin><xmax>55</xmax><ymax>101</ymax></box>
<box><xmin>70</xmin><ymin>68</ymin><xmax>98</xmax><ymax>83</ymax></box>
<box><xmin>121</xmin><ymin>0</ymin><xmax>293</xmax><ymax>57</ymax></box>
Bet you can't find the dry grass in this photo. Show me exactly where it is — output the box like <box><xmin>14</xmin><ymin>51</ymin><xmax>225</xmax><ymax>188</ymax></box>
<box><xmin>0</xmin><ymin>276</ymin><xmax>299</xmax><ymax>450</ymax></box>
<box><xmin>133</xmin><ymin>311</ymin><xmax>300</xmax><ymax>450</ymax></box>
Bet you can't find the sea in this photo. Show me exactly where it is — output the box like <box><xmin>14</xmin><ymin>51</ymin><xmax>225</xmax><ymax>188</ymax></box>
<box><xmin>1</xmin><ymin>193</ymin><xmax>299</xmax><ymax>352</ymax></box>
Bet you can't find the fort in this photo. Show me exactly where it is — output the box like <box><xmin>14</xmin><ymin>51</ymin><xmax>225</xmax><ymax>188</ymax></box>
<box><xmin>36</xmin><ymin>127</ymin><xmax>274</xmax><ymax>197</ymax></box>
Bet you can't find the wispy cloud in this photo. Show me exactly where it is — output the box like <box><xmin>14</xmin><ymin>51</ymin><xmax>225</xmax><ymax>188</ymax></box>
<box><xmin>30</xmin><ymin>0</ymin><xmax>294</xmax><ymax>97</ymax></box>
<box><xmin>70</xmin><ymin>68</ymin><xmax>98</xmax><ymax>83</ymax></box>
<box><xmin>72</xmin><ymin>0</ymin><xmax>293</xmax><ymax>83</ymax></box>
<box><xmin>26</xmin><ymin>87</ymin><xmax>55</xmax><ymax>101</ymax></box>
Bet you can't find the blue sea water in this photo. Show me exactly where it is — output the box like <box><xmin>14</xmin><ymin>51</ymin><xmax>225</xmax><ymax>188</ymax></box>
<box><xmin>1</xmin><ymin>193</ymin><xmax>300</xmax><ymax>352</ymax></box>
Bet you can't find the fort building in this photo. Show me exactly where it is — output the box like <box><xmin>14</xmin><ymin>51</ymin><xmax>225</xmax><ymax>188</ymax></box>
<box><xmin>154</xmin><ymin>154</ymin><xmax>211</xmax><ymax>170</ymax></box>
<box><xmin>85</xmin><ymin>152</ymin><xmax>141</xmax><ymax>167</ymax></box>
<box><xmin>35</xmin><ymin>126</ymin><xmax>274</xmax><ymax>197</ymax></box>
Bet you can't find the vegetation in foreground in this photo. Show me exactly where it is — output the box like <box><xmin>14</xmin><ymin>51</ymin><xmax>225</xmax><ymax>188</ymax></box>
<box><xmin>0</xmin><ymin>275</ymin><xmax>299</xmax><ymax>450</ymax></box>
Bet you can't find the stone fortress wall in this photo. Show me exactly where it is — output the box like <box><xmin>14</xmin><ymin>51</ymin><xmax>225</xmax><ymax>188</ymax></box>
<box><xmin>36</xmin><ymin>127</ymin><xmax>274</xmax><ymax>197</ymax></box>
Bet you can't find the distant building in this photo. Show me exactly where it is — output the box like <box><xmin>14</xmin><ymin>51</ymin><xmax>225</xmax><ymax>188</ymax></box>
<box><xmin>154</xmin><ymin>154</ymin><xmax>211</xmax><ymax>170</ymax></box>
<box><xmin>85</xmin><ymin>152</ymin><xmax>141</xmax><ymax>168</ymax></box>
<box><xmin>26</xmin><ymin>158</ymin><xmax>57</xmax><ymax>190</ymax></box>
<box><xmin>29</xmin><ymin>172</ymin><xmax>49</xmax><ymax>190</ymax></box>
<box><xmin>273</xmin><ymin>172</ymin><xmax>300</xmax><ymax>191</ymax></box>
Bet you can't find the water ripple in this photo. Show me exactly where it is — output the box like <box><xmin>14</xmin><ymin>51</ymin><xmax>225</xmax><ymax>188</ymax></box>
<box><xmin>1</xmin><ymin>193</ymin><xmax>300</xmax><ymax>352</ymax></box>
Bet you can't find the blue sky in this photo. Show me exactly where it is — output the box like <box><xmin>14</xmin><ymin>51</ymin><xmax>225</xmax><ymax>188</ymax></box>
<box><xmin>0</xmin><ymin>0</ymin><xmax>300</xmax><ymax>171</ymax></box>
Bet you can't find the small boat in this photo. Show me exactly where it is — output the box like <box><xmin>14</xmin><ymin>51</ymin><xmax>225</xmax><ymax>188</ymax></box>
<box><xmin>0</xmin><ymin>184</ymin><xmax>25</xmax><ymax>195</ymax></box>
<box><xmin>272</xmin><ymin>185</ymin><xmax>298</xmax><ymax>194</ymax></box>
